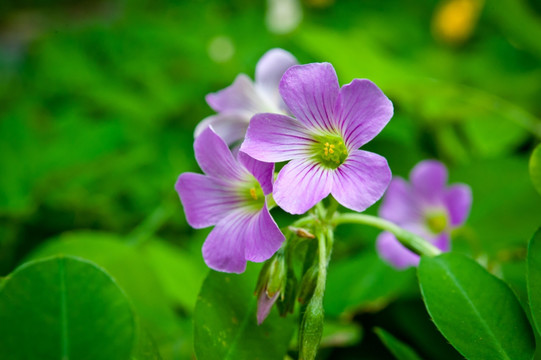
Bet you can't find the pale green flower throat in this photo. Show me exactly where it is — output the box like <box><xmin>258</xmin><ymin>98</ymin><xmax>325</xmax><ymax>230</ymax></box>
<box><xmin>312</xmin><ymin>133</ymin><xmax>349</xmax><ymax>169</ymax></box>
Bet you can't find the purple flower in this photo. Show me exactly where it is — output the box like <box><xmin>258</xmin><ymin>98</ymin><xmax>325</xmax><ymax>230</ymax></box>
<box><xmin>175</xmin><ymin>127</ymin><xmax>285</xmax><ymax>273</ymax></box>
<box><xmin>195</xmin><ymin>48</ymin><xmax>298</xmax><ymax>145</ymax></box>
<box><xmin>240</xmin><ymin>63</ymin><xmax>393</xmax><ymax>215</ymax></box>
<box><xmin>376</xmin><ymin>160</ymin><xmax>472</xmax><ymax>269</ymax></box>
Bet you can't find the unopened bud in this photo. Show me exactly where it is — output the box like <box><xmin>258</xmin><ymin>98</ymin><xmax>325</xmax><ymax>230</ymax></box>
<box><xmin>267</xmin><ymin>253</ymin><xmax>286</xmax><ymax>297</ymax></box>
<box><xmin>299</xmin><ymin>294</ymin><xmax>324</xmax><ymax>360</ymax></box>
<box><xmin>255</xmin><ymin>252</ymin><xmax>287</xmax><ymax>325</ymax></box>
<box><xmin>297</xmin><ymin>265</ymin><xmax>318</xmax><ymax>304</ymax></box>
<box><xmin>277</xmin><ymin>270</ymin><xmax>297</xmax><ymax>316</ymax></box>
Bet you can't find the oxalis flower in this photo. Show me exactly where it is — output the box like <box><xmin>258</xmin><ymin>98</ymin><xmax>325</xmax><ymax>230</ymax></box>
<box><xmin>376</xmin><ymin>160</ymin><xmax>472</xmax><ymax>269</ymax></box>
<box><xmin>175</xmin><ymin>127</ymin><xmax>285</xmax><ymax>273</ymax></box>
<box><xmin>240</xmin><ymin>62</ymin><xmax>393</xmax><ymax>214</ymax></box>
<box><xmin>195</xmin><ymin>48</ymin><xmax>298</xmax><ymax>145</ymax></box>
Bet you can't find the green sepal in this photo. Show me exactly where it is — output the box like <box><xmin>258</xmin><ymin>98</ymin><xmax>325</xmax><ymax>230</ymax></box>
<box><xmin>299</xmin><ymin>294</ymin><xmax>325</xmax><ymax>360</ymax></box>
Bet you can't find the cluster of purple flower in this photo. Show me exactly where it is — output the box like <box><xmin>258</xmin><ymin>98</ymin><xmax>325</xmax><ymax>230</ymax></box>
<box><xmin>175</xmin><ymin>49</ymin><xmax>472</xmax><ymax>317</ymax></box>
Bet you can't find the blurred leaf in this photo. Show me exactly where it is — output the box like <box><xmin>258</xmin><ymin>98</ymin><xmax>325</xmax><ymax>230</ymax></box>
<box><xmin>142</xmin><ymin>239</ymin><xmax>207</xmax><ymax>311</ymax></box>
<box><xmin>0</xmin><ymin>256</ymin><xmax>146</xmax><ymax>360</ymax></box>
<box><xmin>528</xmin><ymin>228</ymin><xmax>541</xmax><ymax>335</ymax></box>
<box><xmin>194</xmin><ymin>265</ymin><xmax>295</xmax><ymax>360</ymax></box>
<box><xmin>419</xmin><ymin>253</ymin><xmax>535</xmax><ymax>360</ymax></box>
<box><xmin>374</xmin><ymin>327</ymin><xmax>422</xmax><ymax>360</ymax></box>
<box><xmin>530</xmin><ymin>144</ymin><xmax>541</xmax><ymax>196</ymax></box>
<box><xmin>452</xmin><ymin>156</ymin><xmax>541</xmax><ymax>255</ymax></box>
<box><xmin>324</xmin><ymin>251</ymin><xmax>416</xmax><ymax>317</ymax></box>
<box><xmin>485</xmin><ymin>0</ymin><xmax>541</xmax><ymax>59</ymax></box>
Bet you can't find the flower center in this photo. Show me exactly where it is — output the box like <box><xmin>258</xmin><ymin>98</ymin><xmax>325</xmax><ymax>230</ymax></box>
<box><xmin>240</xmin><ymin>178</ymin><xmax>265</xmax><ymax>209</ymax></box>
<box><xmin>425</xmin><ymin>211</ymin><xmax>448</xmax><ymax>234</ymax></box>
<box><xmin>312</xmin><ymin>134</ymin><xmax>348</xmax><ymax>169</ymax></box>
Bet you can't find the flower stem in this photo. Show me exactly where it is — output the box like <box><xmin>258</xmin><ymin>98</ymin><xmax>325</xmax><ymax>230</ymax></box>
<box><xmin>333</xmin><ymin>213</ymin><xmax>441</xmax><ymax>257</ymax></box>
<box><xmin>314</xmin><ymin>227</ymin><xmax>329</xmax><ymax>298</ymax></box>
<box><xmin>325</xmin><ymin>197</ymin><xmax>340</xmax><ymax>221</ymax></box>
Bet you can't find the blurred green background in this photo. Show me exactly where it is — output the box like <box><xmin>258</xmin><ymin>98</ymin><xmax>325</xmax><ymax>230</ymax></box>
<box><xmin>1</xmin><ymin>0</ymin><xmax>540</xmax><ymax>358</ymax></box>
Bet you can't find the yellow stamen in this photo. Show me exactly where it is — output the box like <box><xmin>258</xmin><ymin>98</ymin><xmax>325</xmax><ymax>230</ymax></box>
<box><xmin>249</xmin><ymin>188</ymin><xmax>258</xmax><ymax>200</ymax></box>
<box><xmin>329</xmin><ymin>149</ymin><xmax>334</xmax><ymax>154</ymax></box>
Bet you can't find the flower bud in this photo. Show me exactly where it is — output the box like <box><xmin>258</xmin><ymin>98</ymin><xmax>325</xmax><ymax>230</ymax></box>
<box><xmin>297</xmin><ymin>265</ymin><xmax>318</xmax><ymax>304</ymax></box>
<box><xmin>276</xmin><ymin>270</ymin><xmax>297</xmax><ymax>316</ymax></box>
<box><xmin>255</xmin><ymin>252</ymin><xmax>287</xmax><ymax>324</ymax></box>
<box><xmin>266</xmin><ymin>253</ymin><xmax>286</xmax><ymax>297</ymax></box>
<box><xmin>299</xmin><ymin>294</ymin><xmax>324</xmax><ymax>360</ymax></box>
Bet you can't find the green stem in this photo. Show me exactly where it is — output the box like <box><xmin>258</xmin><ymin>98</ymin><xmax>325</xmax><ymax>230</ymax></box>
<box><xmin>333</xmin><ymin>213</ymin><xmax>441</xmax><ymax>257</ymax></box>
<box><xmin>325</xmin><ymin>197</ymin><xmax>339</xmax><ymax>221</ymax></box>
<box><xmin>314</xmin><ymin>227</ymin><xmax>331</xmax><ymax>298</ymax></box>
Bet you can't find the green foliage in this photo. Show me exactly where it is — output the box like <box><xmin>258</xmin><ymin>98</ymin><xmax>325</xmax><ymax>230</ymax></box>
<box><xmin>419</xmin><ymin>253</ymin><xmax>535</xmax><ymax>360</ymax></box>
<box><xmin>530</xmin><ymin>144</ymin><xmax>541</xmax><ymax>196</ymax></box>
<box><xmin>0</xmin><ymin>256</ymin><xmax>146</xmax><ymax>359</ymax></box>
<box><xmin>528</xmin><ymin>228</ymin><xmax>541</xmax><ymax>335</ymax></box>
<box><xmin>325</xmin><ymin>252</ymin><xmax>416</xmax><ymax>317</ymax></box>
<box><xmin>374</xmin><ymin>328</ymin><xmax>422</xmax><ymax>360</ymax></box>
<box><xmin>0</xmin><ymin>0</ymin><xmax>540</xmax><ymax>358</ymax></box>
<box><xmin>194</xmin><ymin>265</ymin><xmax>295</xmax><ymax>360</ymax></box>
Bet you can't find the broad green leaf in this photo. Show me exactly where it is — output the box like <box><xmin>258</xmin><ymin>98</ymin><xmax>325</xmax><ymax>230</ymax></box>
<box><xmin>27</xmin><ymin>231</ymin><xmax>189</xmax><ymax>359</ymax></box>
<box><xmin>374</xmin><ymin>327</ymin><xmax>422</xmax><ymax>360</ymax></box>
<box><xmin>324</xmin><ymin>251</ymin><xmax>416</xmax><ymax>317</ymax></box>
<box><xmin>0</xmin><ymin>256</ymin><xmax>140</xmax><ymax>360</ymax></box>
<box><xmin>530</xmin><ymin>144</ymin><xmax>541</xmax><ymax>196</ymax></box>
<box><xmin>194</xmin><ymin>264</ymin><xmax>295</xmax><ymax>360</ymax></box>
<box><xmin>528</xmin><ymin>228</ymin><xmax>541</xmax><ymax>335</ymax></box>
<box><xmin>419</xmin><ymin>253</ymin><xmax>535</xmax><ymax>360</ymax></box>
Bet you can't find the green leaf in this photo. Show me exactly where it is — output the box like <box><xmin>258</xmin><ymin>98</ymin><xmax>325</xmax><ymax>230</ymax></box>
<box><xmin>194</xmin><ymin>265</ymin><xmax>295</xmax><ymax>360</ymax></box>
<box><xmin>530</xmin><ymin>144</ymin><xmax>541</xmax><ymax>196</ymax></box>
<box><xmin>418</xmin><ymin>253</ymin><xmax>535</xmax><ymax>360</ymax></box>
<box><xmin>0</xmin><ymin>256</ymin><xmax>140</xmax><ymax>360</ymax></box>
<box><xmin>27</xmin><ymin>231</ymin><xmax>189</xmax><ymax>359</ymax></box>
<box><xmin>324</xmin><ymin>251</ymin><xmax>416</xmax><ymax>317</ymax></box>
<box><xmin>528</xmin><ymin>228</ymin><xmax>541</xmax><ymax>335</ymax></box>
<box><xmin>142</xmin><ymin>239</ymin><xmax>206</xmax><ymax>311</ymax></box>
<box><xmin>374</xmin><ymin>327</ymin><xmax>422</xmax><ymax>360</ymax></box>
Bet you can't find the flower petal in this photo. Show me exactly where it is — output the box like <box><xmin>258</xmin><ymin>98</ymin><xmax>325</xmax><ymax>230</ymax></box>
<box><xmin>244</xmin><ymin>202</ymin><xmax>285</xmax><ymax>262</ymax></box>
<box><xmin>175</xmin><ymin>173</ymin><xmax>239</xmax><ymax>229</ymax></box>
<box><xmin>379</xmin><ymin>178</ymin><xmax>423</xmax><ymax>224</ymax></box>
<box><xmin>206</xmin><ymin>74</ymin><xmax>271</xmax><ymax>114</ymax></box>
<box><xmin>255</xmin><ymin>48</ymin><xmax>298</xmax><ymax>111</ymax></box>
<box><xmin>257</xmin><ymin>290</ymin><xmax>279</xmax><ymax>325</ymax></box>
<box><xmin>331</xmin><ymin>150</ymin><xmax>391</xmax><ymax>212</ymax></box>
<box><xmin>279</xmin><ymin>63</ymin><xmax>339</xmax><ymax>132</ymax></box>
<box><xmin>444</xmin><ymin>184</ymin><xmax>472</xmax><ymax>226</ymax></box>
<box><xmin>376</xmin><ymin>231</ymin><xmax>420</xmax><ymax>269</ymax></box>
<box><xmin>334</xmin><ymin>79</ymin><xmax>393</xmax><ymax>150</ymax></box>
<box><xmin>194</xmin><ymin>111</ymin><xmax>251</xmax><ymax>145</ymax></box>
<box><xmin>195</xmin><ymin>127</ymin><xmax>247</xmax><ymax>180</ymax></box>
<box><xmin>237</xmin><ymin>152</ymin><xmax>275</xmax><ymax>195</ymax></box>
<box><xmin>202</xmin><ymin>209</ymin><xmax>252</xmax><ymax>273</ymax></box>
<box><xmin>410</xmin><ymin>160</ymin><xmax>448</xmax><ymax>204</ymax></box>
<box><xmin>432</xmin><ymin>232</ymin><xmax>451</xmax><ymax>252</ymax></box>
<box><xmin>273</xmin><ymin>159</ymin><xmax>333</xmax><ymax>215</ymax></box>
<box><xmin>240</xmin><ymin>113</ymin><xmax>314</xmax><ymax>162</ymax></box>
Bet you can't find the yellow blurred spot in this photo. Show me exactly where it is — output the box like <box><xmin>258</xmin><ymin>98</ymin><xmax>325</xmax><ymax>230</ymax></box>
<box><xmin>432</xmin><ymin>0</ymin><xmax>484</xmax><ymax>44</ymax></box>
<box><xmin>249</xmin><ymin>188</ymin><xmax>258</xmax><ymax>200</ymax></box>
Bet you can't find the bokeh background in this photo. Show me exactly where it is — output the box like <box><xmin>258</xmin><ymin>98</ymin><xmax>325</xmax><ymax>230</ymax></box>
<box><xmin>1</xmin><ymin>0</ymin><xmax>541</xmax><ymax>358</ymax></box>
